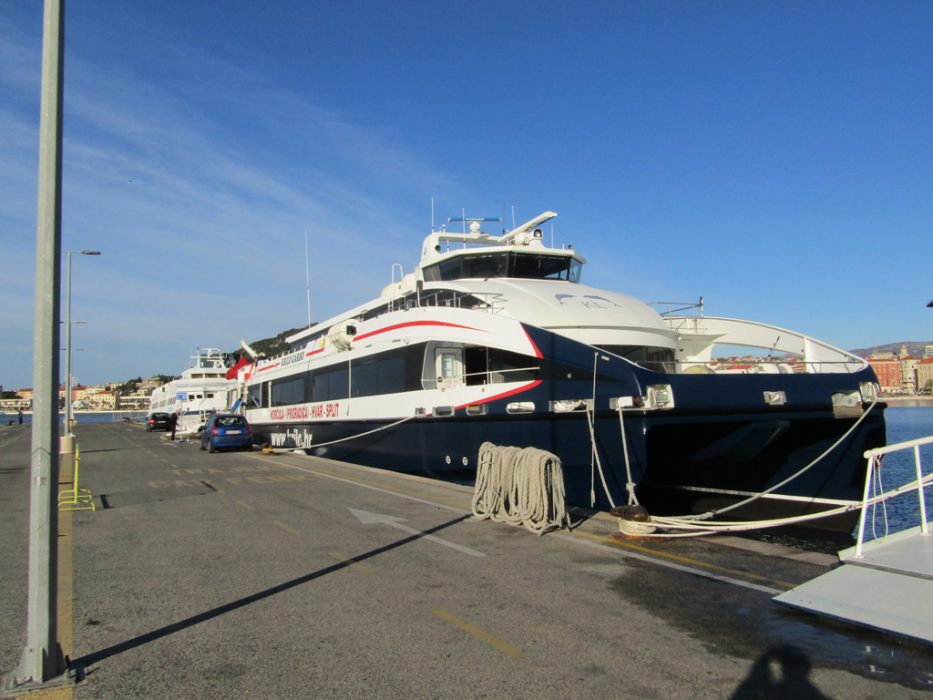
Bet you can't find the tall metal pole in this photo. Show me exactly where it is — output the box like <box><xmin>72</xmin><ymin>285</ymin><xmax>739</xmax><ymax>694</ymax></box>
<box><xmin>61</xmin><ymin>249</ymin><xmax>98</xmax><ymax>452</ymax></box>
<box><xmin>63</xmin><ymin>250</ymin><xmax>72</xmax><ymax>438</ymax></box>
<box><xmin>8</xmin><ymin>0</ymin><xmax>68</xmax><ymax>689</ymax></box>
<box><xmin>304</xmin><ymin>229</ymin><xmax>312</xmax><ymax>327</ymax></box>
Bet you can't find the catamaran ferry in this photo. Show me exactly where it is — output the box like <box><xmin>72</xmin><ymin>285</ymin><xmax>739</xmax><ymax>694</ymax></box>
<box><xmin>234</xmin><ymin>212</ymin><xmax>886</xmax><ymax>533</ymax></box>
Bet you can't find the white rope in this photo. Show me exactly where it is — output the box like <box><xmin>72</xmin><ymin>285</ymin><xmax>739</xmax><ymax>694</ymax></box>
<box><xmin>293</xmin><ymin>414</ymin><xmax>417</xmax><ymax>450</ymax></box>
<box><xmin>610</xmin><ymin>399</ymin><xmax>901</xmax><ymax>537</ymax></box>
<box><xmin>616</xmin><ymin>405</ymin><xmax>639</xmax><ymax>506</ymax></box>
<box><xmin>644</xmin><ymin>398</ymin><xmax>880</xmax><ymax>528</ymax></box>
<box><xmin>472</xmin><ymin>442</ymin><xmax>571</xmax><ymax>535</ymax></box>
<box><xmin>589</xmin><ymin>353</ymin><xmax>598</xmax><ymax>506</ymax></box>
<box><xmin>585</xmin><ymin>405</ymin><xmax>618</xmax><ymax>510</ymax></box>
<box><xmin>869</xmin><ymin>454</ymin><xmax>890</xmax><ymax>542</ymax></box>
<box><xmin>625</xmin><ymin>469</ymin><xmax>933</xmax><ymax>538</ymax></box>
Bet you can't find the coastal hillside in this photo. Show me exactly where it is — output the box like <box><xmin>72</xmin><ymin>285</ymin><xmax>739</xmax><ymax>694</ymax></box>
<box><xmin>234</xmin><ymin>326</ymin><xmax>308</xmax><ymax>359</ymax></box>
<box><xmin>849</xmin><ymin>341</ymin><xmax>932</xmax><ymax>357</ymax></box>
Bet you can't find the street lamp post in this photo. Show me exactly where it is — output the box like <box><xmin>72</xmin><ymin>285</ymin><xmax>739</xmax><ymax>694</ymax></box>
<box><xmin>7</xmin><ymin>0</ymin><xmax>68</xmax><ymax>690</ymax></box>
<box><xmin>62</xmin><ymin>249</ymin><xmax>99</xmax><ymax>453</ymax></box>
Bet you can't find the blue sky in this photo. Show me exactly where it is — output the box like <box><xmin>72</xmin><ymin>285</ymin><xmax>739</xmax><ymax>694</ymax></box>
<box><xmin>1</xmin><ymin>0</ymin><xmax>931</xmax><ymax>389</ymax></box>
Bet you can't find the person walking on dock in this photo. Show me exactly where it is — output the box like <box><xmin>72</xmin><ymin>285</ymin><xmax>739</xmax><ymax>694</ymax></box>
<box><xmin>169</xmin><ymin>411</ymin><xmax>179</xmax><ymax>441</ymax></box>
<box><xmin>17</xmin><ymin>408</ymin><xmax>23</xmax><ymax>424</ymax></box>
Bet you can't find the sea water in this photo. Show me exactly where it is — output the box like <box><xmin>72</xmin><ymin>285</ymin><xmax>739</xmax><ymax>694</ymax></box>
<box><xmin>865</xmin><ymin>406</ymin><xmax>933</xmax><ymax>537</ymax></box>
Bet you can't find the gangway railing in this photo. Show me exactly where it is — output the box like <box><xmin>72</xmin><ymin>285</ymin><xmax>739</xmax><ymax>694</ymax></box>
<box><xmin>855</xmin><ymin>435</ymin><xmax>933</xmax><ymax>558</ymax></box>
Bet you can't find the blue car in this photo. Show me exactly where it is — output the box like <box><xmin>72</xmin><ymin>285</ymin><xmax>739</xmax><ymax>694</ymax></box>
<box><xmin>200</xmin><ymin>414</ymin><xmax>253</xmax><ymax>452</ymax></box>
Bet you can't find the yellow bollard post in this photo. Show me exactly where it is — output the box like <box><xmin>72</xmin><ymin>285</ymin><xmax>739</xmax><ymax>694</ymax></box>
<box><xmin>58</xmin><ymin>443</ymin><xmax>95</xmax><ymax>512</ymax></box>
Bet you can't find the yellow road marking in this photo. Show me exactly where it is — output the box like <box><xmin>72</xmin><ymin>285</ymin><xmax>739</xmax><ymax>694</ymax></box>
<box><xmin>272</xmin><ymin>520</ymin><xmax>300</xmax><ymax>535</ymax></box>
<box><xmin>327</xmin><ymin>549</ymin><xmax>377</xmax><ymax>576</ymax></box>
<box><xmin>236</xmin><ymin>500</ymin><xmax>255</xmax><ymax>511</ymax></box>
<box><xmin>55</xmin><ymin>457</ymin><xmax>76</xmax><ymax>699</ymax></box>
<box><xmin>569</xmin><ymin>529</ymin><xmax>796</xmax><ymax>590</ymax></box>
<box><xmin>431</xmin><ymin>608</ymin><xmax>524</xmax><ymax>659</ymax></box>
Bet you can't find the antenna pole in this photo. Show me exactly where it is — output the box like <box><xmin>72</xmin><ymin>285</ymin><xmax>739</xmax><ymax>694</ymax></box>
<box><xmin>304</xmin><ymin>229</ymin><xmax>312</xmax><ymax>327</ymax></box>
<box><xmin>431</xmin><ymin>197</ymin><xmax>435</xmax><ymax>231</ymax></box>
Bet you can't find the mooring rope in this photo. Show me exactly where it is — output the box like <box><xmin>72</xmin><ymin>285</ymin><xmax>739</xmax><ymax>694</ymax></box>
<box><xmin>263</xmin><ymin>414</ymin><xmax>418</xmax><ymax>453</ymax></box>
<box><xmin>607</xmin><ymin>399</ymin><xmax>898</xmax><ymax>537</ymax></box>
<box><xmin>472</xmin><ymin>442</ymin><xmax>571</xmax><ymax>535</ymax></box>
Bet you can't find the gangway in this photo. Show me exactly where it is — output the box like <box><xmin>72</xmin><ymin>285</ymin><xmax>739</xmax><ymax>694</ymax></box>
<box><xmin>774</xmin><ymin>435</ymin><xmax>933</xmax><ymax>645</ymax></box>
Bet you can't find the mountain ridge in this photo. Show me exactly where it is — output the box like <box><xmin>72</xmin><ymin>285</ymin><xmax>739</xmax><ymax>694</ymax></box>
<box><xmin>849</xmin><ymin>341</ymin><xmax>932</xmax><ymax>358</ymax></box>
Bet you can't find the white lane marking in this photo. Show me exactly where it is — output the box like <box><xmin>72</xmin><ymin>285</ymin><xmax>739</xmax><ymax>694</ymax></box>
<box><xmin>349</xmin><ymin>508</ymin><xmax>485</xmax><ymax>558</ymax></box>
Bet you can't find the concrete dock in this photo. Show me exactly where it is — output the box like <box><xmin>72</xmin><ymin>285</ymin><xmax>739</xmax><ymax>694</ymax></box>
<box><xmin>1</xmin><ymin>422</ymin><xmax>931</xmax><ymax>698</ymax></box>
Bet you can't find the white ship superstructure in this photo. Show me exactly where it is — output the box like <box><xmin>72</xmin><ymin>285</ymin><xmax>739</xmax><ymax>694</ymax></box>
<box><xmin>234</xmin><ymin>212</ymin><xmax>886</xmax><ymax>534</ymax></box>
<box><xmin>149</xmin><ymin>348</ymin><xmax>237</xmax><ymax>433</ymax></box>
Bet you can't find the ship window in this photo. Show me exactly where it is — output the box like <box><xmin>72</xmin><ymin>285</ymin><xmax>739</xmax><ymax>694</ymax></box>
<box><xmin>423</xmin><ymin>252</ymin><xmax>581</xmax><ymax>282</ymax></box>
<box><xmin>247</xmin><ymin>384</ymin><xmax>262</xmax><ymax>408</ymax></box>
<box><xmin>313</xmin><ymin>365</ymin><xmax>349</xmax><ymax>401</ymax></box>
<box><xmin>461</xmin><ymin>253</ymin><xmax>508</xmax><ymax>278</ymax></box>
<box><xmin>597</xmin><ymin>345</ymin><xmax>675</xmax><ymax>371</ymax></box>
<box><xmin>349</xmin><ymin>345</ymin><xmax>425</xmax><ymax>398</ymax></box>
<box><xmin>271</xmin><ymin>376</ymin><xmax>305</xmax><ymax>406</ymax></box>
<box><xmin>464</xmin><ymin>346</ymin><xmax>539</xmax><ymax>385</ymax></box>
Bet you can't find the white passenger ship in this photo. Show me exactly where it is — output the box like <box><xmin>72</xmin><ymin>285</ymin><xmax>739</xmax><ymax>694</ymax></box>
<box><xmin>149</xmin><ymin>348</ymin><xmax>238</xmax><ymax>433</ymax></box>
<box><xmin>235</xmin><ymin>212</ymin><xmax>886</xmax><ymax>533</ymax></box>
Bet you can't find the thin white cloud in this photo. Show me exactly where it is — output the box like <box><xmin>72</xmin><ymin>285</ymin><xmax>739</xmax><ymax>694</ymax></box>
<box><xmin>0</xmin><ymin>10</ymin><xmax>477</xmax><ymax>388</ymax></box>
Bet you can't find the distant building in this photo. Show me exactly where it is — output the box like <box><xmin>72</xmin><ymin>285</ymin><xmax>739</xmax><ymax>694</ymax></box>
<box><xmin>918</xmin><ymin>358</ymin><xmax>933</xmax><ymax>394</ymax></box>
<box><xmin>866</xmin><ymin>354</ymin><xmax>902</xmax><ymax>393</ymax></box>
<box><xmin>118</xmin><ymin>391</ymin><xmax>151</xmax><ymax>411</ymax></box>
<box><xmin>900</xmin><ymin>356</ymin><xmax>919</xmax><ymax>394</ymax></box>
<box><xmin>85</xmin><ymin>389</ymin><xmax>117</xmax><ymax>411</ymax></box>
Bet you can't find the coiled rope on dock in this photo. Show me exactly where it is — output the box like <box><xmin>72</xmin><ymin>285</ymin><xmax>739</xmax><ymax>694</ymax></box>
<box><xmin>471</xmin><ymin>442</ymin><xmax>571</xmax><ymax>535</ymax></box>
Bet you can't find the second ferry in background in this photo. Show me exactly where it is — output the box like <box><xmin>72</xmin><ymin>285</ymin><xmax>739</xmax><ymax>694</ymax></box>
<box><xmin>232</xmin><ymin>212</ymin><xmax>887</xmax><ymax>534</ymax></box>
<box><xmin>149</xmin><ymin>347</ymin><xmax>238</xmax><ymax>433</ymax></box>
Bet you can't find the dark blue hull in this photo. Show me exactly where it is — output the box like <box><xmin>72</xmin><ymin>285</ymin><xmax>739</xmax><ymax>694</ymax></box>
<box><xmin>250</xmin><ymin>323</ymin><xmax>886</xmax><ymax>535</ymax></box>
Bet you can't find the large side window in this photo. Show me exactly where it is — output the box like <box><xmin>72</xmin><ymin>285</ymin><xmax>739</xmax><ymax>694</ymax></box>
<box><xmin>271</xmin><ymin>375</ymin><xmax>304</xmax><ymax>406</ymax></box>
<box><xmin>351</xmin><ymin>358</ymin><xmax>378</xmax><ymax>398</ymax></box>
<box><xmin>463</xmin><ymin>346</ymin><xmax>539</xmax><ymax>385</ymax></box>
<box><xmin>348</xmin><ymin>345</ymin><xmax>424</xmax><ymax>398</ymax></box>
<box><xmin>313</xmin><ymin>364</ymin><xmax>350</xmax><ymax>401</ymax></box>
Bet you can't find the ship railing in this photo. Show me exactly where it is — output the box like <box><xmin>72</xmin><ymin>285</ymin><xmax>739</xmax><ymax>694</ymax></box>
<box><xmin>460</xmin><ymin>365</ymin><xmax>540</xmax><ymax>386</ymax></box>
<box><xmin>673</xmin><ymin>359</ymin><xmax>866</xmax><ymax>374</ymax></box>
<box><xmin>650</xmin><ymin>298</ymin><xmax>705</xmax><ymax>318</ymax></box>
<box><xmin>391</xmin><ymin>290</ymin><xmax>504</xmax><ymax>314</ymax></box>
<box><xmin>855</xmin><ymin>435</ymin><xmax>933</xmax><ymax>558</ymax></box>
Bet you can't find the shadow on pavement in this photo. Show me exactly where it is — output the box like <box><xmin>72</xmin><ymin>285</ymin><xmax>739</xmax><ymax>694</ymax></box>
<box><xmin>72</xmin><ymin>513</ymin><xmax>472</xmax><ymax>669</ymax></box>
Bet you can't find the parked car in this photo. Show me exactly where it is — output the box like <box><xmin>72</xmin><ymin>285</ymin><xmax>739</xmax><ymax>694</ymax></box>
<box><xmin>200</xmin><ymin>414</ymin><xmax>253</xmax><ymax>452</ymax></box>
<box><xmin>147</xmin><ymin>412</ymin><xmax>171</xmax><ymax>432</ymax></box>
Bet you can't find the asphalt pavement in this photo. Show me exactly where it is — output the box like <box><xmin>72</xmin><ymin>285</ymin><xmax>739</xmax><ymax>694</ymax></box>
<box><xmin>1</xmin><ymin>422</ymin><xmax>931</xmax><ymax>698</ymax></box>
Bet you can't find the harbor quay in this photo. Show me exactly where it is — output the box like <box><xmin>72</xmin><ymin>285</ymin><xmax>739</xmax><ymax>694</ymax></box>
<box><xmin>1</xmin><ymin>424</ymin><xmax>930</xmax><ymax>698</ymax></box>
